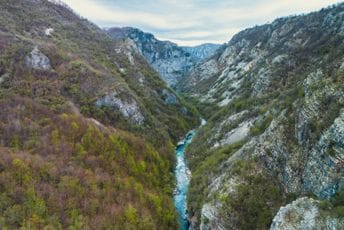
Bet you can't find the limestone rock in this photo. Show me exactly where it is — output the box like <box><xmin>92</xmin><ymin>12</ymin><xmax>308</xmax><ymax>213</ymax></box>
<box><xmin>107</xmin><ymin>27</ymin><xmax>220</xmax><ymax>86</ymax></box>
<box><xmin>303</xmin><ymin>110</ymin><xmax>344</xmax><ymax>198</ymax></box>
<box><xmin>183</xmin><ymin>3</ymin><xmax>344</xmax><ymax>230</ymax></box>
<box><xmin>162</xmin><ymin>89</ymin><xmax>178</xmax><ymax>105</ymax></box>
<box><xmin>181</xmin><ymin>43</ymin><xmax>221</xmax><ymax>62</ymax></box>
<box><xmin>271</xmin><ymin>197</ymin><xmax>344</xmax><ymax>230</ymax></box>
<box><xmin>271</xmin><ymin>197</ymin><xmax>318</xmax><ymax>230</ymax></box>
<box><xmin>25</xmin><ymin>47</ymin><xmax>51</xmax><ymax>70</ymax></box>
<box><xmin>96</xmin><ymin>93</ymin><xmax>145</xmax><ymax>125</ymax></box>
<box><xmin>44</xmin><ymin>27</ymin><xmax>54</xmax><ymax>36</ymax></box>
<box><xmin>0</xmin><ymin>73</ymin><xmax>9</xmax><ymax>84</ymax></box>
<box><xmin>200</xmin><ymin>203</ymin><xmax>226</xmax><ymax>230</ymax></box>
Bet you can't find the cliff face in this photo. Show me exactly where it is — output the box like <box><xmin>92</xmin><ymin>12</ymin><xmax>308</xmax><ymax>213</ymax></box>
<box><xmin>183</xmin><ymin>3</ymin><xmax>344</xmax><ymax>229</ymax></box>
<box><xmin>181</xmin><ymin>43</ymin><xmax>222</xmax><ymax>62</ymax></box>
<box><xmin>0</xmin><ymin>0</ymin><xmax>199</xmax><ymax>228</ymax></box>
<box><xmin>270</xmin><ymin>197</ymin><xmax>344</xmax><ymax>230</ymax></box>
<box><xmin>107</xmin><ymin>27</ymin><xmax>220</xmax><ymax>86</ymax></box>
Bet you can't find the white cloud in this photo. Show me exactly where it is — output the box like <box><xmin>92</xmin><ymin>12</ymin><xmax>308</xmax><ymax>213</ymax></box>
<box><xmin>63</xmin><ymin>0</ymin><xmax>197</xmax><ymax>29</ymax></box>
<box><xmin>62</xmin><ymin>0</ymin><xmax>341</xmax><ymax>46</ymax></box>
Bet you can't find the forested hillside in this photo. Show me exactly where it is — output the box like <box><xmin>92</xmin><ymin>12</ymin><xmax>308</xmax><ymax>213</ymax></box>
<box><xmin>0</xmin><ymin>0</ymin><xmax>199</xmax><ymax>228</ymax></box>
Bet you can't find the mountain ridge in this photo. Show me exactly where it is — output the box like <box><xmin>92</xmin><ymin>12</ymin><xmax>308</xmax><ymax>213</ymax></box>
<box><xmin>182</xmin><ymin>3</ymin><xmax>344</xmax><ymax>229</ymax></box>
<box><xmin>106</xmin><ymin>26</ymin><xmax>221</xmax><ymax>86</ymax></box>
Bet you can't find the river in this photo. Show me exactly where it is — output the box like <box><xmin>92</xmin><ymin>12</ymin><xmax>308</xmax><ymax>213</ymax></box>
<box><xmin>174</xmin><ymin>119</ymin><xmax>206</xmax><ymax>229</ymax></box>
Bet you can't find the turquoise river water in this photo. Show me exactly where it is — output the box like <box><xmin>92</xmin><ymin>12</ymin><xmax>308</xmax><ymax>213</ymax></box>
<box><xmin>174</xmin><ymin>119</ymin><xmax>205</xmax><ymax>229</ymax></box>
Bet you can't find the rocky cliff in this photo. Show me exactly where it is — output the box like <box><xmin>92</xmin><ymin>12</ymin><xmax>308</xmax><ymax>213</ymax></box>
<box><xmin>181</xmin><ymin>43</ymin><xmax>222</xmax><ymax>62</ymax></box>
<box><xmin>183</xmin><ymin>3</ymin><xmax>344</xmax><ymax>229</ymax></box>
<box><xmin>107</xmin><ymin>27</ymin><xmax>220</xmax><ymax>86</ymax></box>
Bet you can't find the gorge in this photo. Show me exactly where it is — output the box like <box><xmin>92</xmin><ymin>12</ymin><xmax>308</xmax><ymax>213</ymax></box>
<box><xmin>0</xmin><ymin>0</ymin><xmax>343</xmax><ymax>229</ymax></box>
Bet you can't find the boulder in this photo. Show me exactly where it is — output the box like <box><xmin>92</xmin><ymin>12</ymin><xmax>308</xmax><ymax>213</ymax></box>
<box><xmin>25</xmin><ymin>47</ymin><xmax>51</xmax><ymax>70</ymax></box>
<box><xmin>96</xmin><ymin>93</ymin><xmax>145</xmax><ymax>125</ymax></box>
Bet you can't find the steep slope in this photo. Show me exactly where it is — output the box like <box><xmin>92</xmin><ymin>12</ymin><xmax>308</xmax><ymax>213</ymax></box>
<box><xmin>0</xmin><ymin>0</ymin><xmax>199</xmax><ymax>228</ymax></box>
<box><xmin>182</xmin><ymin>3</ymin><xmax>344</xmax><ymax>229</ymax></box>
<box><xmin>106</xmin><ymin>27</ymin><xmax>220</xmax><ymax>86</ymax></box>
<box><xmin>181</xmin><ymin>43</ymin><xmax>222</xmax><ymax>62</ymax></box>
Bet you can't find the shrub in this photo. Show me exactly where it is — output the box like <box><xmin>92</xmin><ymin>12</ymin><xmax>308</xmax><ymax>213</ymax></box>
<box><xmin>251</xmin><ymin>115</ymin><xmax>273</xmax><ymax>136</ymax></box>
<box><xmin>221</xmin><ymin>160</ymin><xmax>284</xmax><ymax>229</ymax></box>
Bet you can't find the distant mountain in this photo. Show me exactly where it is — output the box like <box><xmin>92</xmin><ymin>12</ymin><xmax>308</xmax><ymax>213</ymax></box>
<box><xmin>181</xmin><ymin>3</ymin><xmax>344</xmax><ymax>229</ymax></box>
<box><xmin>181</xmin><ymin>43</ymin><xmax>222</xmax><ymax>62</ymax></box>
<box><xmin>106</xmin><ymin>27</ymin><xmax>220</xmax><ymax>86</ymax></box>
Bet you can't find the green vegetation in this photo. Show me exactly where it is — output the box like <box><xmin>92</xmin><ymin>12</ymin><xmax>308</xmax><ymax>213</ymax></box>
<box><xmin>0</xmin><ymin>97</ymin><xmax>178</xmax><ymax>228</ymax></box>
<box><xmin>0</xmin><ymin>0</ymin><xmax>199</xmax><ymax>147</ymax></box>
<box><xmin>221</xmin><ymin>159</ymin><xmax>284</xmax><ymax>229</ymax></box>
<box><xmin>319</xmin><ymin>189</ymin><xmax>344</xmax><ymax>218</ymax></box>
<box><xmin>188</xmin><ymin>140</ymin><xmax>247</xmax><ymax>216</ymax></box>
<box><xmin>184</xmin><ymin>3</ymin><xmax>344</xmax><ymax>229</ymax></box>
<box><xmin>180</xmin><ymin>94</ymin><xmax>218</xmax><ymax>120</ymax></box>
<box><xmin>308</xmin><ymin>93</ymin><xmax>344</xmax><ymax>146</ymax></box>
<box><xmin>0</xmin><ymin>0</ymin><xmax>200</xmax><ymax>228</ymax></box>
<box><xmin>250</xmin><ymin>114</ymin><xmax>273</xmax><ymax>136</ymax></box>
<box><xmin>1</xmin><ymin>1</ymin><xmax>344</xmax><ymax>229</ymax></box>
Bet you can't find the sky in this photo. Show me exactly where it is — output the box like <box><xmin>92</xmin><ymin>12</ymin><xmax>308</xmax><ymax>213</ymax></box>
<box><xmin>61</xmin><ymin>0</ymin><xmax>342</xmax><ymax>46</ymax></box>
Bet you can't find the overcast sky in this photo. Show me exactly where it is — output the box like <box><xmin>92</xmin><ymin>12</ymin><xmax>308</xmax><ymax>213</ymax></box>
<box><xmin>61</xmin><ymin>0</ymin><xmax>342</xmax><ymax>46</ymax></box>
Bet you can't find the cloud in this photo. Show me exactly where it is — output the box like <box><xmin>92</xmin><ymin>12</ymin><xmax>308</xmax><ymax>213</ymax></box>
<box><xmin>63</xmin><ymin>0</ymin><xmax>196</xmax><ymax>29</ymax></box>
<box><xmin>62</xmin><ymin>0</ymin><xmax>341</xmax><ymax>46</ymax></box>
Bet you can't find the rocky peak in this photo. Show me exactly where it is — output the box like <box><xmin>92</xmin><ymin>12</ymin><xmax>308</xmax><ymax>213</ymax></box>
<box><xmin>106</xmin><ymin>27</ymin><xmax>220</xmax><ymax>87</ymax></box>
